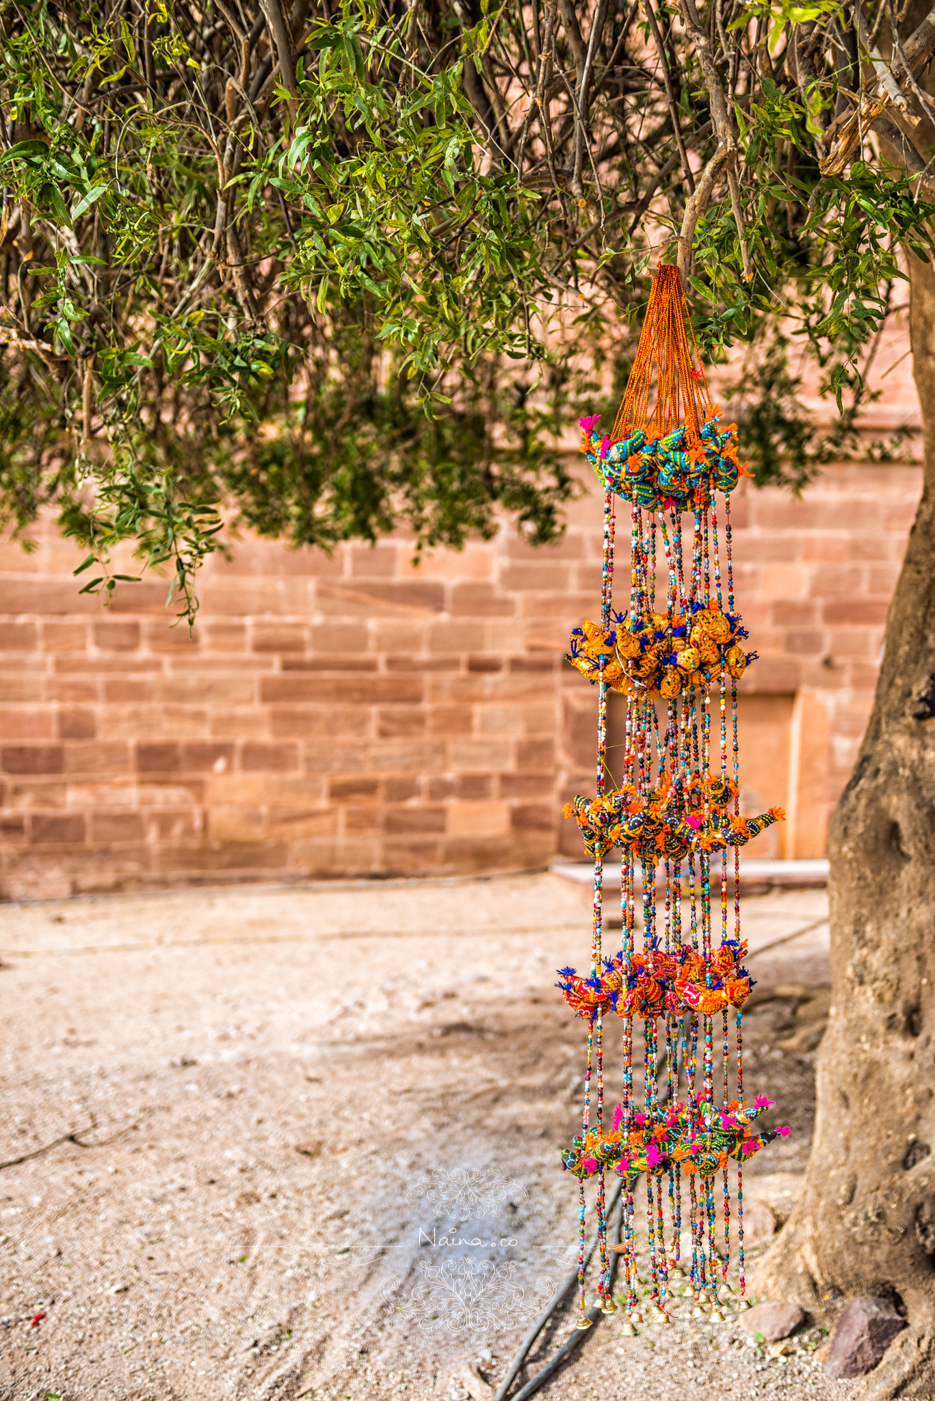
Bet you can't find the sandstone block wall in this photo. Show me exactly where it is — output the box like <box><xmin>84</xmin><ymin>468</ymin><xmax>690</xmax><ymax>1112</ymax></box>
<box><xmin>0</xmin><ymin>461</ymin><xmax>920</xmax><ymax>897</ymax></box>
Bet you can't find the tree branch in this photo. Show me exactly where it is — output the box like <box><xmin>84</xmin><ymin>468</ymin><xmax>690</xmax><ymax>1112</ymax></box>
<box><xmin>259</xmin><ymin>0</ymin><xmax>298</xmax><ymax>119</ymax></box>
<box><xmin>644</xmin><ymin>0</ymin><xmax>695</xmax><ymax>195</ymax></box>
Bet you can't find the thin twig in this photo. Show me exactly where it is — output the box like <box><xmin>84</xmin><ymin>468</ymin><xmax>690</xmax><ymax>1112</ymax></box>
<box><xmin>0</xmin><ymin>1112</ymin><xmax>144</xmax><ymax>1171</ymax></box>
<box><xmin>644</xmin><ymin>0</ymin><xmax>696</xmax><ymax>195</ymax></box>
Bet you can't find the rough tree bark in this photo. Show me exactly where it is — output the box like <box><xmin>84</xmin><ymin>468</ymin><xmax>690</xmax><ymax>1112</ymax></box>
<box><xmin>753</xmin><ymin>254</ymin><xmax>935</xmax><ymax>1399</ymax></box>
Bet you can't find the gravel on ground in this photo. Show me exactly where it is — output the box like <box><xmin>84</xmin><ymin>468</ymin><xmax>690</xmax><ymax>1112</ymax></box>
<box><xmin>0</xmin><ymin>871</ymin><xmax>851</xmax><ymax>1401</ymax></box>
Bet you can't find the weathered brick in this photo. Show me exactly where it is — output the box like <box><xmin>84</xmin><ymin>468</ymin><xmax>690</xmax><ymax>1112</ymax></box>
<box><xmin>0</xmin><ymin>455</ymin><xmax>918</xmax><ymax>886</ymax></box>
<box><xmin>305</xmin><ymin>745</ymin><xmax>373</xmax><ymax>775</ymax></box>
<box><xmin>208</xmin><ymin>539</ymin><xmax>343</xmax><ymax>578</ymax></box>
<box><xmin>343</xmin><ymin>806</ymin><xmax>383</xmax><ymax>834</ymax></box>
<box><xmin>801</xmin><ymin>534</ymin><xmax>849</xmax><ymax>563</ymax></box>
<box><xmin>823</xmin><ymin>599</ymin><xmax>890</xmax><ymax>626</ymax></box>
<box><xmin>92</xmin><ymin>812</ymin><xmax>146</xmax><ymax>843</ymax></box>
<box><xmin>510</xmin><ymin>803</ymin><xmax>555</xmax><ymax>831</ymax></box>
<box><xmin>59</xmin><ymin>709</ymin><xmax>96</xmax><ymax>740</ymax></box>
<box><xmin>0</xmin><ymin>707</ymin><xmax>54</xmax><ymax>740</ymax></box>
<box><xmin>349</xmin><ymin>544</ymin><xmax>398</xmax><ymax>578</ymax></box>
<box><xmin>266</xmin><ymin>809</ymin><xmax>334</xmax><ymax>839</ymax></box>
<box><xmin>241</xmin><ymin>742</ymin><xmax>301</xmax><ymax>773</ymax></box>
<box><xmin>498</xmin><ymin>773</ymin><xmax>553</xmax><ymax>798</ymax></box>
<box><xmin>30</xmin><ymin>813</ymin><xmax>86</xmax><ymax>844</ymax></box>
<box><xmin>5</xmin><ymin>778</ymin><xmax>68</xmax><ymax>808</ymax></box>
<box><xmin>201</xmin><ymin>577</ymin><xmax>310</xmax><ymax>616</ymax></box>
<box><xmin>2</xmin><ymin>745</ymin><xmax>64</xmax><ymax>775</ymax></box>
<box><xmin>827</xmin><ymin>629</ymin><xmax>875</xmax><ymax>657</ymax></box>
<box><xmin>427</xmin><ymin>621</ymin><xmax>485</xmax><ymax>653</ymax></box>
<box><xmin>382</xmin><ymin>805</ymin><xmax>446</xmax><ymax>834</ymax></box>
<box><xmin>516</xmin><ymin>738</ymin><xmax>555</xmax><ymax>769</ymax></box>
<box><xmin>369</xmin><ymin>621</ymin><xmax>427</xmax><ymax>653</ymax></box>
<box><xmin>104</xmin><ymin>678</ymin><xmax>156</xmax><ymax>704</ymax></box>
<box><xmin>180</xmin><ymin>742</ymin><xmax>235</xmax><ymax>772</ymax></box>
<box><xmin>42</xmin><ymin>621</ymin><xmax>89</xmax><ymax>652</ymax></box>
<box><xmin>446</xmin><ymin>800</ymin><xmax>510</xmax><ymax>836</ymax></box>
<box><xmin>145</xmin><ymin>809</ymin><xmax>200</xmax><ymax>841</ymax></box>
<box><xmin>369</xmin><ymin>741</ymin><xmax>446</xmax><ymax>773</ymax></box>
<box><xmin>386</xmin><ymin>654</ymin><xmax>460</xmax><ymax>673</ymax></box>
<box><xmin>309</xmin><ymin>623</ymin><xmax>370</xmax><ymax>653</ymax></box>
<box><xmin>137</xmin><ymin>743</ymin><xmax>182</xmax><ymax>772</ymax></box>
<box><xmin>65</xmin><ymin>743</ymin><xmax>132</xmax><ymax>774</ymax></box>
<box><xmin>769</xmin><ymin>599</ymin><xmax>817</xmax><ymax>626</ymax></box>
<box><xmin>501</xmin><ymin>563</ymin><xmax>572</xmax><ymax>593</ymax></box>
<box><xmin>330</xmin><ymin>777</ymin><xmax>381</xmax><ymax>803</ymax></box>
<box><xmin>381</xmin><ymin>838</ymin><xmax>444</xmax><ymax>870</ymax></box>
<box><xmin>382</xmin><ymin>777</ymin><xmax>418</xmax><ymax>802</ymax></box>
<box><xmin>427</xmin><ymin>705</ymin><xmax>474</xmax><ymax>736</ymax></box>
<box><xmin>448</xmin><ymin>739</ymin><xmax>512</xmax><ymax>771</ymax></box>
<box><xmin>156</xmin><ymin>841</ymin><xmax>290</xmax><ymax>873</ymax></box>
<box><xmin>450</xmin><ymin>584</ymin><xmax>515</xmax><ymax>617</ymax></box>
<box><xmin>0</xmin><ymin>622</ymin><xmax>38</xmax><ymax>651</ymax></box>
<box><xmin>281</xmin><ymin>655</ymin><xmax>379</xmax><ymax>672</ymax></box>
<box><xmin>783</xmin><ymin>630</ymin><xmax>825</xmax><ymax>655</ymax></box>
<box><xmin>157</xmin><ymin>677</ymin><xmax>256</xmax><ymax>705</ymax></box>
<box><xmin>162</xmin><ymin>706</ymin><xmax>211</xmax><ymax>738</ymax></box>
<box><xmin>748</xmin><ymin>534</ymin><xmax>802</xmax><ymax>562</ymax></box>
<box><xmin>377</xmin><ymin>707</ymin><xmax>427</xmax><ymax>738</ymax></box>
<box><xmin>252</xmin><ymin>625</ymin><xmax>306</xmax><ymax>653</ymax></box>
<box><xmin>209</xmin><ymin>709</ymin><xmax>270</xmax><ymax>739</ymax></box>
<box><xmin>261</xmin><ymin>675</ymin><xmax>422</xmax><ymax>704</ymax></box>
<box><xmin>2</xmin><ymin>580</ymin><xmax>99</xmax><ymax>614</ymax></box>
<box><xmin>509</xmin><ymin>655</ymin><xmax>557</xmax><ymax>671</ymax></box>
<box><xmin>93</xmin><ymin>621</ymin><xmax>141</xmax><ymax>651</ymax></box>
<box><xmin>317</xmin><ymin>580</ymin><xmax>444</xmax><ymax>616</ymax></box>
<box><xmin>477</xmin><ymin>706</ymin><xmax>525</xmax><ymax>736</ymax></box>
<box><xmin>201</xmin><ymin>620</ymin><xmax>248</xmax><ymax>652</ymax></box>
<box><xmin>55</xmin><ymin>656</ymin><xmax>161</xmax><ymax>674</ymax></box>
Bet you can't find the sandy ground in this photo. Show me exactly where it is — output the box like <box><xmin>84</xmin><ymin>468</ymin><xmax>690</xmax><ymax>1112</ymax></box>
<box><xmin>0</xmin><ymin>871</ymin><xmax>851</xmax><ymax>1401</ymax></box>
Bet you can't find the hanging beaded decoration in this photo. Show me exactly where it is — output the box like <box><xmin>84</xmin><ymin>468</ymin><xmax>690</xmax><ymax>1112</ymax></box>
<box><xmin>558</xmin><ymin>265</ymin><xmax>790</xmax><ymax>1330</ymax></box>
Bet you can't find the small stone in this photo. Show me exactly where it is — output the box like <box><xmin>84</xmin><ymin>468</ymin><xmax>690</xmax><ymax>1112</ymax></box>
<box><xmin>741</xmin><ymin>1301</ymin><xmax>806</xmax><ymax>1341</ymax></box>
<box><xmin>823</xmin><ymin>1297</ymin><xmax>907</xmax><ymax>1380</ymax></box>
<box><xmin>452</xmin><ymin>1364</ymin><xmax>493</xmax><ymax>1401</ymax></box>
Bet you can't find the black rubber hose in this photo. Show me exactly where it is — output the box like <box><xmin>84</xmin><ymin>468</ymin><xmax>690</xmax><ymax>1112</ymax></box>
<box><xmin>491</xmin><ymin>1176</ymin><xmax>623</xmax><ymax>1401</ymax></box>
<box><xmin>493</xmin><ymin>1021</ymin><xmax>685</xmax><ymax>1400</ymax></box>
<box><xmin>505</xmin><ymin>1191</ymin><xmax>625</xmax><ymax>1401</ymax></box>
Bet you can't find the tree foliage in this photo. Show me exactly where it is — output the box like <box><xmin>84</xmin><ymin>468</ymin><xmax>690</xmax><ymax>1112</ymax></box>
<box><xmin>1</xmin><ymin>0</ymin><xmax>934</xmax><ymax>618</ymax></box>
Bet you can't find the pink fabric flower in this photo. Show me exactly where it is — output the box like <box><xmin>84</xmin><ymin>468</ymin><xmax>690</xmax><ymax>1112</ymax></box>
<box><xmin>613</xmin><ymin>1102</ymin><xmax>624</xmax><ymax>1132</ymax></box>
<box><xmin>583</xmin><ymin>1155</ymin><xmax>598</xmax><ymax>1172</ymax></box>
<box><xmin>754</xmin><ymin>1094</ymin><xmax>772</xmax><ymax>1109</ymax></box>
<box><xmin>646</xmin><ymin>1143</ymin><xmax>663</xmax><ymax>1169</ymax></box>
<box><xmin>779</xmin><ymin>1125</ymin><xmax>792</xmax><ymax>1137</ymax></box>
<box><xmin>686</xmin><ymin>815</ymin><xmax>702</xmax><ymax>830</ymax></box>
<box><xmin>599</xmin><ymin>435</ymin><xmax>612</xmax><ymax>459</ymax></box>
<box><xmin>579</xmin><ymin>413</ymin><xmax>602</xmax><ymax>432</ymax></box>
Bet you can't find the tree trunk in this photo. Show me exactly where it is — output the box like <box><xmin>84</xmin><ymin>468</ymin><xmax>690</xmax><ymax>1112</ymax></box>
<box><xmin>752</xmin><ymin>254</ymin><xmax>935</xmax><ymax>1399</ymax></box>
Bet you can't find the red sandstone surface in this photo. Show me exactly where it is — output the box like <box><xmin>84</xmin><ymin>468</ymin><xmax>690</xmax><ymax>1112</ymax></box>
<box><xmin>0</xmin><ymin>457</ymin><xmax>919</xmax><ymax>897</ymax></box>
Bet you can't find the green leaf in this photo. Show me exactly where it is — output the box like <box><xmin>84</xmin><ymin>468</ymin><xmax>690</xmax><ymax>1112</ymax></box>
<box><xmin>71</xmin><ymin>185</ymin><xmax>108</xmax><ymax>220</ymax></box>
